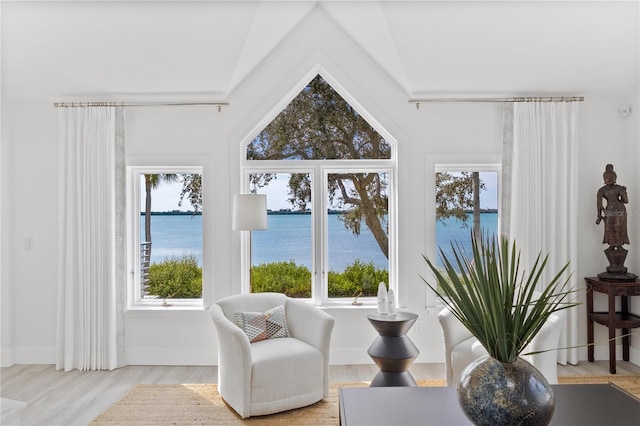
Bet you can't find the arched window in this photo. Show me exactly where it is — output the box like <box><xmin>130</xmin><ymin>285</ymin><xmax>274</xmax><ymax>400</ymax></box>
<box><xmin>241</xmin><ymin>74</ymin><xmax>396</xmax><ymax>305</ymax></box>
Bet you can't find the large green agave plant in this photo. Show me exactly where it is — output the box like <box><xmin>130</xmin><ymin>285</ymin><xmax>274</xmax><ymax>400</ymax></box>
<box><xmin>422</xmin><ymin>232</ymin><xmax>578</xmax><ymax>363</ymax></box>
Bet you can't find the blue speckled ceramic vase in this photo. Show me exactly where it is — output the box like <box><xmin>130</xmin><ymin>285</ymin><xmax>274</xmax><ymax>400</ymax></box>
<box><xmin>457</xmin><ymin>355</ymin><xmax>555</xmax><ymax>426</ymax></box>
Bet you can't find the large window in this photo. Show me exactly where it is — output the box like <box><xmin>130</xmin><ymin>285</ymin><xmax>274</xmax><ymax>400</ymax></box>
<box><xmin>128</xmin><ymin>167</ymin><xmax>203</xmax><ymax>308</ymax></box>
<box><xmin>434</xmin><ymin>168</ymin><xmax>500</xmax><ymax>270</ymax></box>
<box><xmin>250</xmin><ymin>172</ymin><xmax>313</xmax><ymax>298</ymax></box>
<box><xmin>242</xmin><ymin>75</ymin><xmax>396</xmax><ymax>305</ymax></box>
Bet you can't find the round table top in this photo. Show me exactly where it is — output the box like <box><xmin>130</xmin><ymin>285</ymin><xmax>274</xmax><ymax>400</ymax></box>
<box><xmin>367</xmin><ymin>312</ymin><xmax>418</xmax><ymax>323</ymax></box>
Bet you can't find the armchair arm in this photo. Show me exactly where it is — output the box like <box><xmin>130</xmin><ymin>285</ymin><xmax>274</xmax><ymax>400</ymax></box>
<box><xmin>285</xmin><ymin>298</ymin><xmax>335</xmax><ymax>352</ymax></box>
<box><xmin>523</xmin><ymin>311</ymin><xmax>564</xmax><ymax>385</ymax></box>
<box><xmin>285</xmin><ymin>298</ymin><xmax>335</xmax><ymax>397</ymax></box>
<box><xmin>209</xmin><ymin>304</ymin><xmax>253</xmax><ymax>417</ymax></box>
<box><xmin>437</xmin><ymin>307</ymin><xmax>474</xmax><ymax>385</ymax></box>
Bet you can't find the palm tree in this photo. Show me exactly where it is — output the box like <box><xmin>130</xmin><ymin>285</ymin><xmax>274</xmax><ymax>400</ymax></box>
<box><xmin>143</xmin><ymin>174</ymin><xmax>179</xmax><ymax>255</ymax></box>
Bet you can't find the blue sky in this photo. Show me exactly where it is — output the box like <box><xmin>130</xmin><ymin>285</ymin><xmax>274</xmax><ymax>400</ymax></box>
<box><xmin>143</xmin><ymin>180</ymin><xmax>194</xmax><ymax>212</ymax></box>
<box><xmin>478</xmin><ymin>171</ymin><xmax>498</xmax><ymax>210</ymax></box>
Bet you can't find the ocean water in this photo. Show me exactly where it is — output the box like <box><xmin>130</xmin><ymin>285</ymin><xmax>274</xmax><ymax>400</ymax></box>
<box><xmin>252</xmin><ymin>214</ymin><xmax>388</xmax><ymax>271</ymax></box>
<box><xmin>142</xmin><ymin>214</ymin><xmax>203</xmax><ymax>265</ymax></box>
<box><xmin>142</xmin><ymin>212</ymin><xmax>498</xmax><ymax>271</ymax></box>
<box><xmin>434</xmin><ymin>213</ymin><xmax>498</xmax><ymax>268</ymax></box>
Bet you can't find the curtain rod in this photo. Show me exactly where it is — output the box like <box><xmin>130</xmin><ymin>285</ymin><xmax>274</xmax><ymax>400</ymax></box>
<box><xmin>53</xmin><ymin>101</ymin><xmax>229</xmax><ymax>112</ymax></box>
<box><xmin>408</xmin><ymin>96</ymin><xmax>584</xmax><ymax>109</ymax></box>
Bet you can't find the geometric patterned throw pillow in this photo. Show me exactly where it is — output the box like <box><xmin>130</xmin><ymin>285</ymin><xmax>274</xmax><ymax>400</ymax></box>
<box><xmin>233</xmin><ymin>305</ymin><xmax>289</xmax><ymax>343</ymax></box>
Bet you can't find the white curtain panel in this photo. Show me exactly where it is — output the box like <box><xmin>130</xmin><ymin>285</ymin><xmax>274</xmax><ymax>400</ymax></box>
<box><xmin>508</xmin><ymin>101</ymin><xmax>579</xmax><ymax>365</ymax></box>
<box><xmin>56</xmin><ymin>107</ymin><xmax>126</xmax><ymax>371</ymax></box>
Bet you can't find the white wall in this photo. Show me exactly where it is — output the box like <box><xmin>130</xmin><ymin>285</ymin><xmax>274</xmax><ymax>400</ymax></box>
<box><xmin>626</xmin><ymin>84</ymin><xmax>640</xmax><ymax>365</ymax></box>
<box><xmin>123</xmin><ymin>8</ymin><xmax>505</xmax><ymax>365</ymax></box>
<box><xmin>1</xmin><ymin>98</ymin><xmax>15</xmax><ymax>366</ymax></box>
<box><xmin>2</xmin><ymin>7</ymin><xmax>638</xmax><ymax>367</ymax></box>
<box><xmin>629</xmin><ymin>85</ymin><xmax>640</xmax><ymax>357</ymax></box>
<box><xmin>3</xmin><ymin>102</ymin><xmax>59</xmax><ymax>364</ymax></box>
<box><xmin>631</xmin><ymin>84</ymin><xmax>640</xmax><ymax>272</ymax></box>
<box><xmin>576</xmin><ymin>93</ymin><xmax>640</xmax><ymax>364</ymax></box>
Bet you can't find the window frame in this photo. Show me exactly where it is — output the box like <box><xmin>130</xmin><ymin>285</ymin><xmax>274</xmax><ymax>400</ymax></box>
<box><xmin>426</xmin><ymin>161</ymin><xmax>502</xmax><ymax>309</ymax></box>
<box><xmin>126</xmin><ymin>166</ymin><xmax>205</xmax><ymax>310</ymax></box>
<box><xmin>241</xmin><ymin>159</ymin><xmax>396</xmax><ymax>307</ymax></box>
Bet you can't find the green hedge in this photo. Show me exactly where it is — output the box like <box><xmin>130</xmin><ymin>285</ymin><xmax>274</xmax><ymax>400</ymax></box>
<box><xmin>327</xmin><ymin>260</ymin><xmax>388</xmax><ymax>297</ymax></box>
<box><xmin>252</xmin><ymin>260</ymin><xmax>388</xmax><ymax>298</ymax></box>
<box><xmin>148</xmin><ymin>256</ymin><xmax>389</xmax><ymax>299</ymax></box>
<box><xmin>251</xmin><ymin>260</ymin><xmax>312</xmax><ymax>297</ymax></box>
<box><xmin>147</xmin><ymin>254</ymin><xmax>202</xmax><ymax>298</ymax></box>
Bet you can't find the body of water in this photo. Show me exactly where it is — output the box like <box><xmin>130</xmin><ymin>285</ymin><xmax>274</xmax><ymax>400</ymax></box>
<box><xmin>252</xmin><ymin>214</ymin><xmax>388</xmax><ymax>271</ymax></box>
<box><xmin>142</xmin><ymin>212</ymin><xmax>498</xmax><ymax>271</ymax></box>
<box><xmin>434</xmin><ymin>213</ymin><xmax>498</xmax><ymax>268</ymax></box>
<box><xmin>142</xmin><ymin>214</ymin><xmax>204</xmax><ymax>265</ymax></box>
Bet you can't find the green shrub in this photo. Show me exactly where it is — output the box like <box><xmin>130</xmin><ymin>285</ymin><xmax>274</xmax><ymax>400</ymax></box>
<box><xmin>147</xmin><ymin>254</ymin><xmax>202</xmax><ymax>298</ymax></box>
<box><xmin>328</xmin><ymin>260</ymin><xmax>388</xmax><ymax>297</ymax></box>
<box><xmin>251</xmin><ymin>261</ymin><xmax>312</xmax><ymax>298</ymax></box>
<box><xmin>251</xmin><ymin>259</ymin><xmax>389</xmax><ymax>298</ymax></box>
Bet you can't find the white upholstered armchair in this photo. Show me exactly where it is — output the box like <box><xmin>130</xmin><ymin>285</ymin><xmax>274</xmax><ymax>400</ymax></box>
<box><xmin>437</xmin><ymin>306</ymin><xmax>565</xmax><ymax>386</ymax></box>
<box><xmin>209</xmin><ymin>293</ymin><xmax>334</xmax><ymax>418</ymax></box>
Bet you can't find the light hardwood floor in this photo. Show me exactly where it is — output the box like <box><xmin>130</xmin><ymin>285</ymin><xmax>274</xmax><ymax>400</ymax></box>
<box><xmin>2</xmin><ymin>361</ymin><xmax>640</xmax><ymax>426</ymax></box>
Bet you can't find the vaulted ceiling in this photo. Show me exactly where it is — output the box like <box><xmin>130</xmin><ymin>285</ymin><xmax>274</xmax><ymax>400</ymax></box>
<box><xmin>2</xmin><ymin>1</ymin><xmax>638</xmax><ymax>102</ymax></box>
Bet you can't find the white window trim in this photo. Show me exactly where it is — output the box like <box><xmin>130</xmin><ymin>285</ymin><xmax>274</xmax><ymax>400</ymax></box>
<box><xmin>241</xmin><ymin>160</ymin><xmax>396</xmax><ymax>307</ymax></box>
<box><xmin>320</xmin><ymin>166</ymin><xmax>396</xmax><ymax>307</ymax></box>
<box><xmin>425</xmin><ymin>157</ymin><xmax>502</xmax><ymax>311</ymax></box>
<box><xmin>237</xmin><ymin>68</ymin><xmax>398</xmax><ymax>308</ymax></box>
<box><xmin>126</xmin><ymin>166</ymin><xmax>204</xmax><ymax>311</ymax></box>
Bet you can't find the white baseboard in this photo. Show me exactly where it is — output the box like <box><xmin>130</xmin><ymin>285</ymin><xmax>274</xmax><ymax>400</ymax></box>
<box><xmin>13</xmin><ymin>347</ymin><xmax>55</xmax><ymax>364</ymax></box>
<box><xmin>7</xmin><ymin>346</ymin><xmax>216</xmax><ymax>366</ymax></box>
<box><xmin>1</xmin><ymin>349</ymin><xmax>15</xmax><ymax>367</ymax></box>
<box><xmin>590</xmin><ymin>343</ymin><xmax>640</xmax><ymax>367</ymax></box>
<box><xmin>8</xmin><ymin>344</ymin><xmax>638</xmax><ymax>369</ymax></box>
<box><xmin>329</xmin><ymin>347</ymin><xmax>443</xmax><ymax>365</ymax></box>
<box><xmin>126</xmin><ymin>347</ymin><xmax>217</xmax><ymax>366</ymax></box>
<box><xmin>329</xmin><ymin>349</ymin><xmax>375</xmax><ymax>365</ymax></box>
<box><xmin>413</xmin><ymin>348</ymin><xmax>446</xmax><ymax>364</ymax></box>
<box><xmin>630</xmin><ymin>346</ymin><xmax>640</xmax><ymax>366</ymax></box>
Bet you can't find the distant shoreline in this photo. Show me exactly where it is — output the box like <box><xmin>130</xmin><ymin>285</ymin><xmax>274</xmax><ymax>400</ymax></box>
<box><xmin>266</xmin><ymin>209</ymin><xmax>498</xmax><ymax>215</ymax></box>
<box><xmin>142</xmin><ymin>211</ymin><xmax>202</xmax><ymax>216</ymax></box>
<box><xmin>143</xmin><ymin>208</ymin><xmax>498</xmax><ymax>216</ymax></box>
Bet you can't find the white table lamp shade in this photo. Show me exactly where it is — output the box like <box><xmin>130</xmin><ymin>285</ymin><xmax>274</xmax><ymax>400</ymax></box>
<box><xmin>233</xmin><ymin>194</ymin><xmax>268</xmax><ymax>230</ymax></box>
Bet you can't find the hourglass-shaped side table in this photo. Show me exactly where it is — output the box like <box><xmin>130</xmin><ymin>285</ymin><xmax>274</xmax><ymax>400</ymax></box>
<box><xmin>367</xmin><ymin>312</ymin><xmax>420</xmax><ymax>387</ymax></box>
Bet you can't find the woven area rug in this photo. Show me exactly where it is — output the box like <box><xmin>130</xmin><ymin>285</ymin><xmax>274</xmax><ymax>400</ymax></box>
<box><xmin>91</xmin><ymin>376</ymin><xmax>640</xmax><ymax>425</ymax></box>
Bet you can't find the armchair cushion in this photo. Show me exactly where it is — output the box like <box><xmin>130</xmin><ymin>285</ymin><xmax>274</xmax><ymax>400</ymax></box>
<box><xmin>233</xmin><ymin>305</ymin><xmax>289</xmax><ymax>343</ymax></box>
<box><xmin>250</xmin><ymin>337</ymin><xmax>323</xmax><ymax>405</ymax></box>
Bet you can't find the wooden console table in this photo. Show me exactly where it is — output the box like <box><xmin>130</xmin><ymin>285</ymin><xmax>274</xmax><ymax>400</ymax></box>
<box><xmin>586</xmin><ymin>277</ymin><xmax>640</xmax><ymax>374</ymax></box>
